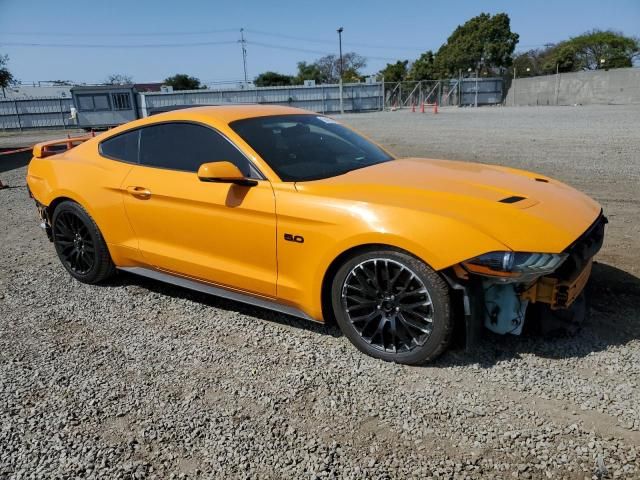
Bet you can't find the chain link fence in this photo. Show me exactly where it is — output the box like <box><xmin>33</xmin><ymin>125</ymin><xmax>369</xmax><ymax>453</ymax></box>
<box><xmin>383</xmin><ymin>78</ymin><xmax>504</xmax><ymax>109</ymax></box>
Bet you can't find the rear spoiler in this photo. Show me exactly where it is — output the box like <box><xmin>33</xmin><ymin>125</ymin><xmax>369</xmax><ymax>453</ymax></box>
<box><xmin>33</xmin><ymin>133</ymin><xmax>97</xmax><ymax>158</ymax></box>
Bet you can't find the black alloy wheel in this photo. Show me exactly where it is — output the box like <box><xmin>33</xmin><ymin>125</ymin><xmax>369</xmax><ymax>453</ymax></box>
<box><xmin>51</xmin><ymin>201</ymin><xmax>115</xmax><ymax>284</ymax></box>
<box><xmin>54</xmin><ymin>210</ymin><xmax>96</xmax><ymax>275</ymax></box>
<box><xmin>331</xmin><ymin>249</ymin><xmax>452</xmax><ymax>365</ymax></box>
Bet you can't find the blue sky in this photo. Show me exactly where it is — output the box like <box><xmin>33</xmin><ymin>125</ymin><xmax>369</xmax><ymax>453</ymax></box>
<box><xmin>1</xmin><ymin>0</ymin><xmax>638</xmax><ymax>85</ymax></box>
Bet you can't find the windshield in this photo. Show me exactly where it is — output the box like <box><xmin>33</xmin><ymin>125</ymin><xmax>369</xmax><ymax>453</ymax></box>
<box><xmin>229</xmin><ymin>114</ymin><xmax>394</xmax><ymax>181</ymax></box>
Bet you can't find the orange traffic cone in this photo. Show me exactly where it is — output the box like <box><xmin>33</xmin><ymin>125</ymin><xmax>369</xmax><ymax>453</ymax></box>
<box><xmin>434</xmin><ymin>101</ymin><xmax>438</xmax><ymax>114</ymax></box>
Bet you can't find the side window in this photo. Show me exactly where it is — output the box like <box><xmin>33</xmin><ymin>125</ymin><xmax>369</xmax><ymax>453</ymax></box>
<box><xmin>77</xmin><ymin>95</ymin><xmax>94</xmax><ymax>111</ymax></box>
<box><xmin>139</xmin><ymin>122</ymin><xmax>253</xmax><ymax>175</ymax></box>
<box><xmin>112</xmin><ymin>92</ymin><xmax>132</xmax><ymax>110</ymax></box>
<box><xmin>99</xmin><ymin>130</ymin><xmax>140</xmax><ymax>163</ymax></box>
<box><xmin>77</xmin><ymin>94</ymin><xmax>111</xmax><ymax>111</ymax></box>
<box><xmin>93</xmin><ymin>94</ymin><xmax>111</xmax><ymax>111</ymax></box>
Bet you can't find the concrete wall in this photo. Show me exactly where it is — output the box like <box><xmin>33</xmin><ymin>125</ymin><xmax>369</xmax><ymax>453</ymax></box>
<box><xmin>505</xmin><ymin>68</ymin><xmax>640</xmax><ymax>106</ymax></box>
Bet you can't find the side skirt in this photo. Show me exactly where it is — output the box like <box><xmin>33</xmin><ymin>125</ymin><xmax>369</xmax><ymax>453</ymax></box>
<box><xmin>118</xmin><ymin>266</ymin><xmax>319</xmax><ymax>323</ymax></box>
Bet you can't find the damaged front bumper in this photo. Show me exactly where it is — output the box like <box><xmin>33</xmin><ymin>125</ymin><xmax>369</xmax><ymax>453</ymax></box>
<box><xmin>444</xmin><ymin>212</ymin><xmax>607</xmax><ymax>348</ymax></box>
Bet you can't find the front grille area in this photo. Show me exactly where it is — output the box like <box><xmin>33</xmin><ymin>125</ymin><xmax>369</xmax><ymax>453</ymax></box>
<box><xmin>555</xmin><ymin>212</ymin><xmax>607</xmax><ymax>280</ymax></box>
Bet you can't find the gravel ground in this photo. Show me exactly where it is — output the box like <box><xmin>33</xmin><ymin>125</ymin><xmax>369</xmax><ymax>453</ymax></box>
<box><xmin>1</xmin><ymin>105</ymin><xmax>639</xmax><ymax>479</ymax></box>
<box><xmin>0</xmin><ymin>129</ymin><xmax>84</xmax><ymax>149</ymax></box>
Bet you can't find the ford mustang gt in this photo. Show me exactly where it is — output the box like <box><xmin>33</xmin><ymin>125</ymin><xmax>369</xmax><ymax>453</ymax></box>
<box><xmin>27</xmin><ymin>105</ymin><xmax>606</xmax><ymax>364</ymax></box>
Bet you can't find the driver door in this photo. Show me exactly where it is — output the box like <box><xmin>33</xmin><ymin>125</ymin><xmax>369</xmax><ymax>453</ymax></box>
<box><xmin>122</xmin><ymin>121</ymin><xmax>277</xmax><ymax>297</ymax></box>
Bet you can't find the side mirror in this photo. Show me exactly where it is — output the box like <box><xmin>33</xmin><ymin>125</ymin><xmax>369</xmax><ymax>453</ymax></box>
<box><xmin>197</xmin><ymin>161</ymin><xmax>257</xmax><ymax>186</ymax></box>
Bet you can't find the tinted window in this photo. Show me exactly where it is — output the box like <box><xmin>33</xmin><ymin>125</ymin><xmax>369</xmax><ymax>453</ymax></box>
<box><xmin>139</xmin><ymin>122</ymin><xmax>252</xmax><ymax>175</ymax></box>
<box><xmin>100</xmin><ymin>130</ymin><xmax>140</xmax><ymax>163</ymax></box>
<box><xmin>77</xmin><ymin>94</ymin><xmax>112</xmax><ymax>111</ymax></box>
<box><xmin>230</xmin><ymin>114</ymin><xmax>393</xmax><ymax>181</ymax></box>
<box><xmin>77</xmin><ymin>95</ymin><xmax>94</xmax><ymax>111</ymax></box>
<box><xmin>93</xmin><ymin>94</ymin><xmax>111</xmax><ymax>110</ymax></box>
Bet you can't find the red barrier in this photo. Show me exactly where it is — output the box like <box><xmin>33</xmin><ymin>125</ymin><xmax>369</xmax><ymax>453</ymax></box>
<box><xmin>0</xmin><ymin>146</ymin><xmax>32</xmax><ymax>156</ymax></box>
<box><xmin>420</xmin><ymin>101</ymin><xmax>438</xmax><ymax>114</ymax></box>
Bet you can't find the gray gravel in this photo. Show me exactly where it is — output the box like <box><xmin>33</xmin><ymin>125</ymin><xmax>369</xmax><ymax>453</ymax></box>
<box><xmin>1</xmin><ymin>105</ymin><xmax>640</xmax><ymax>479</ymax></box>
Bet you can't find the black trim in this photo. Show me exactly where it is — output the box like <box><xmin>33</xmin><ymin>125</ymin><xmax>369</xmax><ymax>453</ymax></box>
<box><xmin>499</xmin><ymin>195</ymin><xmax>526</xmax><ymax>204</ymax></box>
<box><xmin>554</xmin><ymin>211</ymin><xmax>607</xmax><ymax>280</ymax></box>
<box><xmin>440</xmin><ymin>271</ymin><xmax>483</xmax><ymax>352</ymax></box>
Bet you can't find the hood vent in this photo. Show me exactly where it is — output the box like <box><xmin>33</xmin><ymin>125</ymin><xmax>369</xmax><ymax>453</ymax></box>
<box><xmin>499</xmin><ymin>195</ymin><xmax>526</xmax><ymax>204</ymax></box>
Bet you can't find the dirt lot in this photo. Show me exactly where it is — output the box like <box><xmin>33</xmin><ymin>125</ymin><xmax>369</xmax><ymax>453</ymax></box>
<box><xmin>1</xmin><ymin>105</ymin><xmax>639</xmax><ymax>479</ymax></box>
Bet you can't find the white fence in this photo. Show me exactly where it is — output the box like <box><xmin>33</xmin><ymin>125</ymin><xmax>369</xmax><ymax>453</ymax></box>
<box><xmin>139</xmin><ymin>82</ymin><xmax>384</xmax><ymax>117</ymax></box>
<box><xmin>0</xmin><ymin>98</ymin><xmax>74</xmax><ymax>130</ymax></box>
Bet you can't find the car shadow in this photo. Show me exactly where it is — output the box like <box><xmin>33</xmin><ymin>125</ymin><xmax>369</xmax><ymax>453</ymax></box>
<box><xmin>104</xmin><ymin>270</ymin><xmax>344</xmax><ymax>338</ymax></box>
<box><xmin>0</xmin><ymin>150</ymin><xmax>31</xmax><ymax>173</ymax></box>
<box><xmin>435</xmin><ymin>262</ymin><xmax>640</xmax><ymax>368</ymax></box>
<box><xmin>103</xmin><ymin>262</ymin><xmax>639</xmax><ymax>367</ymax></box>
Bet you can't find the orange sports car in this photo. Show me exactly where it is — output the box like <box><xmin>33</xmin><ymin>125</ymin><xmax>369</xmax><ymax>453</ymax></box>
<box><xmin>27</xmin><ymin>105</ymin><xmax>606</xmax><ymax>364</ymax></box>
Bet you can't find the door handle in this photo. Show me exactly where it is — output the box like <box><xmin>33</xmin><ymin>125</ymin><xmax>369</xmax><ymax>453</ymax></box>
<box><xmin>126</xmin><ymin>186</ymin><xmax>152</xmax><ymax>199</ymax></box>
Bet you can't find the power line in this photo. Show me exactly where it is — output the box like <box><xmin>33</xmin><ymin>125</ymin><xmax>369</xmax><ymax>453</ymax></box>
<box><xmin>248</xmin><ymin>41</ymin><xmax>399</xmax><ymax>61</ymax></box>
<box><xmin>244</xmin><ymin>28</ymin><xmax>423</xmax><ymax>52</ymax></box>
<box><xmin>0</xmin><ymin>37</ymin><xmax>401</xmax><ymax>61</ymax></box>
<box><xmin>1</xmin><ymin>27</ymin><xmax>425</xmax><ymax>54</ymax></box>
<box><xmin>0</xmin><ymin>40</ymin><xmax>238</xmax><ymax>48</ymax></box>
<box><xmin>0</xmin><ymin>28</ymin><xmax>239</xmax><ymax>37</ymax></box>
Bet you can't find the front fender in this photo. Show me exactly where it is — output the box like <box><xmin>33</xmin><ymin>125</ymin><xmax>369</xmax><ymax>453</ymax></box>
<box><xmin>274</xmin><ymin>187</ymin><xmax>508</xmax><ymax>320</ymax></box>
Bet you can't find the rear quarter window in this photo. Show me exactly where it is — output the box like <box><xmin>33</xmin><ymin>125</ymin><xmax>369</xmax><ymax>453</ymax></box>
<box><xmin>99</xmin><ymin>130</ymin><xmax>140</xmax><ymax>163</ymax></box>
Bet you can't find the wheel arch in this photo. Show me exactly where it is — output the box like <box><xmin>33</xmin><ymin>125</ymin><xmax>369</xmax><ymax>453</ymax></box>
<box><xmin>48</xmin><ymin>195</ymin><xmax>77</xmax><ymax>215</ymax></box>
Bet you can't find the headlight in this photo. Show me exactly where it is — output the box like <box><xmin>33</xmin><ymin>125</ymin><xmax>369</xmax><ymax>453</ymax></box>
<box><xmin>461</xmin><ymin>251</ymin><xmax>568</xmax><ymax>281</ymax></box>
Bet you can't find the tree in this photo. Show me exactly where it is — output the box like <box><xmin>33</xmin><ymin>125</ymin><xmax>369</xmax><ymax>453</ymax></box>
<box><xmin>0</xmin><ymin>54</ymin><xmax>16</xmax><ymax>97</ymax></box>
<box><xmin>511</xmin><ymin>50</ymin><xmax>544</xmax><ymax>77</ymax></box>
<box><xmin>105</xmin><ymin>73</ymin><xmax>133</xmax><ymax>85</ymax></box>
<box><xmin>163</xmin><ymin>74</ymin><xmax>202</xmax><ymax>90</ymax></box>
<box><xmin>378</xmin><ymin>60</ymin><xmax>409</xmax><ymax>82</ymax></box>
<box><xmin>433</xmin><ymin>13</ymin><xmax>519</xmax><ymax>77</ymax></box>
<box><xmin>509</xmin><ymin>31</ymin><xmax>639</xmax><ymax>77</ymax></box>
<box><xmin>254</xmin><ymin>71</ymin><xmax>294</xmax><ymax>87</ymax></box>
<box><xmin>51</xmin><ymin>80</ymin><xmax>73</xmax><ymax>86</ymax></box>
<box><xmin>317</xmin><ymin>52</ymin><xmax>366</xmax><ymax>82</ymax></box>
<box><xmin>295</xmin><ymin>61</ymin><xmax>326</xmax><ymax>84</ymax></box>
<box><xmin>409</xmin><ymin>51</ymin><xmax>436</xmax><ymax>80</ymax></box>
<box><xmin>547</xmin><ymin>30</ymin><xmax>639</xmax><ymax>71</ymax></box>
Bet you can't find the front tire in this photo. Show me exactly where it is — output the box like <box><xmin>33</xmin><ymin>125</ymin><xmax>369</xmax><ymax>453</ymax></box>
<box><xmin>331</xmin><ymin>249</ymin><xmax>452</xmax><ymax>365</ymax></box>
<box><xmin>51</xmin><ymin>201</ymin><xmax>115</xmax><ymax>284</ymax></box>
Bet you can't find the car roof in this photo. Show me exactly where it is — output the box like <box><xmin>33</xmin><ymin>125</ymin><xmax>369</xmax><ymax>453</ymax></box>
<box><xmin>145</xmin><ymin>104</ymin><xmax>312</xmax><ymax>124</ymax></box>
<box><xmin>95</xmin><ymin>104</ymin><xmax>318</xmax><ymax>143</ymax></box>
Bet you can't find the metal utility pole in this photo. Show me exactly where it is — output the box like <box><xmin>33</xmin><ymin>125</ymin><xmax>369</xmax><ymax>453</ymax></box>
<box><xmin>513</xmin><ymin>66</ymin><xmax>517</xmax><ymax>106</ymax></box>
<box><xmin>474</xmin><ymin>69</ymin><xmax>478</xmax><ymax>108</ymax></box>
<box><xmin>337</xmin><ymin>27</ymin><xmax>344</xmax><ymax>114</ymax></box>
<box><xmin>239</xmin><ymin>28</ymin><xmax>248</xmax><ymax>85</ymax></box>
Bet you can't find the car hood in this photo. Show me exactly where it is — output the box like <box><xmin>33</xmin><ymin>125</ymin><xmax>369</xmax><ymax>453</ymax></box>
<box><xmin>295</xmin><ymin>158</ymin><xmax>602</xmax><ymax>253</ymax></box>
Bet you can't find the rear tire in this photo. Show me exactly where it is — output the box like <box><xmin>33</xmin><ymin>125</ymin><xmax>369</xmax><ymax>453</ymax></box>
<box><xmin>331</xmin><ymin>249</ymin><xmax>452</xmax><ymax>365</ymax></box>
<box><xmin>51</xmin><ymin>201</ymin><xmax>115</xmax><ymax>284</ymax></box>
